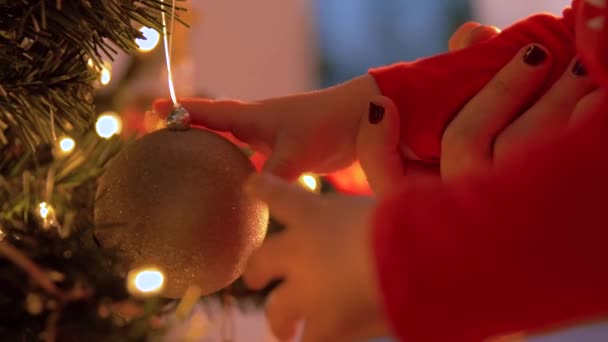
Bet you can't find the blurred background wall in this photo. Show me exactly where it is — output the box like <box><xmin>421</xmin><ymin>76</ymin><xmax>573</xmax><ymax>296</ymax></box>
<box><xmin>472</xmin><ymin>0</ymin><xmax>570</xmax><ymax>28</ymax></box>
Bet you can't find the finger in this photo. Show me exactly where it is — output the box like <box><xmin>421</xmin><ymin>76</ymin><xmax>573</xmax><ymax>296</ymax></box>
<box><xmin>448</xmin><ymin>22</ymin><xmax>500</xmax><ymax>51</ymax></box>
<box><xmin>152</xmin><ymin>98</ymin><xmax>273</xmax><ymax>144</ymax></box>
<box><xmin>462</xmin><ymin>25</ymin><xmax>501</xmax><ymax>48</ymax></box>
<box><xmin>575</xmin><ymin>0</ymin><xmax>608</xmax><ymax>89</ymax></box>
<box><xmin>244</xmin><ymin>173</ymin><xmax>319</xmax><ymax>225</ymax></box>
<box><xmin>265</xmin><ymin>283</ymin><xmax>302</xmax><ymax>341</ymax></box>
<box><xmin>571</xmin><ymin>88</ymin><xmax>608</xmax><ymax>126</ymax></box>
<box><xmin>494</xmin><ymin>57</ymin><xmax>596</xmax><ymax>159</ymax></box>
<box><xmin>152</xmin><ymin>98</ymin><xmax>177</xmax><ymax>118</ymax></box>
<box><xmin>448</xmin><ymin>22</ymin><xmax>482</xmax><ymax>51</ymax></box>
<box><xmin>243</xmin><ymin>236</ymin><xmax>291</xmax><ymax>290</ymax></box>
<box><xmin>356</xmin><ymin>96</ymin><xmax>405</xmax><ymax>196</ymax></box>
<box><xmin>441</xmin><ymin>44</ymin><xmax>553</xmax><ymax>179</ymax></box>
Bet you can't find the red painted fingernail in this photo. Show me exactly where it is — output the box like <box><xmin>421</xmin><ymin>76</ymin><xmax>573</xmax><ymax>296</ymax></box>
<box><xmin>523</xmin><ymin>45</ymin><xmax>547</xmax><ymax>66</ymax></box>
<box><xmin>369</xmin><ymin>102</ymin><xmax>385</xmax><ymax>124</ymax></box>
<box><xmin>572</xmin><ymin>59</ymin><xmax>588</xmax><ymax>76</ymax></box>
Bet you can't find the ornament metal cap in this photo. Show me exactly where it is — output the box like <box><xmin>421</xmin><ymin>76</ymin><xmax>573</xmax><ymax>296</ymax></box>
<box><xmin>166</xmin><ymin>104</ymin><xmax>191</xmax><ymax>131</ymax></box>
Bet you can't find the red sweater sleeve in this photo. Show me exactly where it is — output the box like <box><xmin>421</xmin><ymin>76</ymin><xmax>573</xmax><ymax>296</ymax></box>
<box><xmin>369</xmin><ymin>12</ymin><xmax>574</xmax><ymax>163</ymax></box>
<box><xmin>372</xmin><ymin>109</ymin><xmax>608</xmax><ymax>341</ymax></box>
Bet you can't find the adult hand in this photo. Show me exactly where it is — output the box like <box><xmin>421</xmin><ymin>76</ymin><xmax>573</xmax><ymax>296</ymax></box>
<box><xmin>357</xmin><ymin>22</ymin><xmax>501</xmax><ymax>195</ymax></box>
<box><xmin>441</xmin><ymin>42</ymin><xmax>597</xmax><ymax>179</ymax></box>
<box><xmin>153</xmin><ymin>75</ymin><xmax>381</xmax><ymax>180</ymax></box>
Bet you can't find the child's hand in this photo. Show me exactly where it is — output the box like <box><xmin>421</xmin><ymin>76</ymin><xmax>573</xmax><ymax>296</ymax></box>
<box><xmin>153</xmin><ymin>75</ymin><xmax>381</xmax><ymax>180</ymax></box>
<box><xmin>242</xmin><ymin>173</ymin><xmax>388</xmax><ymax>342</ymax></box>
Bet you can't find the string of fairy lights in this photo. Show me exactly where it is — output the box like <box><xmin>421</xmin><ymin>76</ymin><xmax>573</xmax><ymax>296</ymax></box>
<box><xmin>38</xmin><ymin>23</ymin><xmax>321</xmax><ymax>299</ymax></box>
<box><xmin>54</xmin><ymin>25</ymin><xmax>156</xmax><ymax>159</ymax></box>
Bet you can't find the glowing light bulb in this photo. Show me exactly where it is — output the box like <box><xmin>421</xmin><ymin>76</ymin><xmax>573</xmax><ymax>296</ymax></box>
<box><xmin>127</xmin><ymin>267</ymin><xmax>165</xmax><ymax>297</ymax></box>
<box><xmin>95</xmin><ymin>112</ymin><xmax>122</xmax><ymax>139</ymax></box>
<box><xmin>37</xmin><ymin>202</ymin><xmax>57</xmax><ymax>230</ymax></box>
<box><xmin>100</xmin><ymin>63</ymin><xmax>111</xmax><ymax>86</ymax></box>
<box><xmin>58</xmin><ymin>137</ymin><xmax>75</xmax><ymax>154</ymax></box>
<box><xmin>298</xmin><ymin>174</ymin><xmax>320</xmax><ymax>192</ymax></box>
<box><xmin>136</xmin><ymin>27</ymin><xmax>161</xmax><ymax>52</ymax></box>
<box><xmin>135</xmin><ymin>271</ymin><xmax>164</xmax><ymax>292</ymax></box>
<box><xmin>38</xmin><ymin>202</ymin><xmax>50</xmax><ymax>219</ymax></box>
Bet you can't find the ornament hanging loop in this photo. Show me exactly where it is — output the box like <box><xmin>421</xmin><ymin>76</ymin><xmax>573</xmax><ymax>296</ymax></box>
<box><xmin>167</xmin><ymin>104</ymin><xmax>191</xmax><ymax>131</ymax></box>
<box><xmin>160</xmin><ymin>0</ymin><xmax>191</xmax><ymax>131</ymax></box>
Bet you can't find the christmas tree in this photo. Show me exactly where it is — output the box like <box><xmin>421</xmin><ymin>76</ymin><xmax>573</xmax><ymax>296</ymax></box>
<box><xmin>0</xmin><ymin>1</ymin><xmax>189</xmax><ymax>340</ymax></box>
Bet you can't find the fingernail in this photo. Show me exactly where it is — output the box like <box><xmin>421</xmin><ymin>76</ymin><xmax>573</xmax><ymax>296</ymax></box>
<box><xmin>523</xmin><ymin>45</ymin><xmax>547</xmax><ymax>66</ymax></box>
<box><xmin>369</xmin><ymin>102</ymin><xmax>385</xmax><ymax>124</ymax></box>
<box><xmin>572</xmin><ymin>59</ymin><xmax>587</xmax><ymax>76</ymax></box>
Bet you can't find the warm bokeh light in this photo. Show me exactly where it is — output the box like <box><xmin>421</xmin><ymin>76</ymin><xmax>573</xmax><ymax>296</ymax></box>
<box><xmin>37</xmin><ymin>202</ymin><xmax>57</xmax><ymax>229</ymax></box>
<box><xmin>38</xmin><ymin>202</ymin><xmax>50</xmax><ymax>219</ymax></box>
<box><xmin>59</xmin><ymin>137</ymin><xmax>75</xmax><ymax>153</ymax></box>
<box><xmin>298</xmin><ymin>174</ymin><xmax>320</xmax><ymax>192</ymax></box>
<box><xmin>136</xmin><ymin>27</ymin><xmax>160</xmax><ymax>52</ymax></box>
<box><xmin>95</xmin><ymin>112</ymin><xmax>123</xmax><ymax>139</ymax></box>
<box><xmin>135</xmin><ymin>271</ymin><xmax>164</xmax><ymax>292</ymax></box>
<box><xmin>100</xmin><ymin>63</ymin><xmax>111</xmax><ymax>86</ymax></box>
<box><xmin>127</xmin><ymin>267</ymin><xmax>165</xmax><ymax>296</ymax></box>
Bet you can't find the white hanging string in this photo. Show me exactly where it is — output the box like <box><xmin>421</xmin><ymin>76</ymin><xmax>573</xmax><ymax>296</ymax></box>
<box><xmin>160</xmin><ymin>0</ymin><xmax>179</xmax><ymax>106</ymax></box>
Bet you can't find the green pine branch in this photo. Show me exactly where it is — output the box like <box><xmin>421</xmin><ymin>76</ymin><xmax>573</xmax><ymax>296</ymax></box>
<box><xmin>0</xmin><ymin>1</ymin><xmax>188</xmax><ymax>340</ymax></box>
<box><xmin>0</xmin><ymin>0</ymin><xmax>186</xmax><ymax>149</ymax></box>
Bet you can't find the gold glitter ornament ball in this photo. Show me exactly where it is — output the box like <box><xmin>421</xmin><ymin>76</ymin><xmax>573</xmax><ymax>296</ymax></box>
<box><xmin>94</xmin><ymin>128</ymin><xmax>269</xmax><ymax>298</ymax></box>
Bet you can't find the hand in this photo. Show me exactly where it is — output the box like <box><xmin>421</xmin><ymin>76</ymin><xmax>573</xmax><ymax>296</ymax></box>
<box><xmin>243</xmin><ymin>173</ymin><xmax>387</xmax><ymax>342</ymax></box>
<box><xmin>241</xmin><ymin>23</ymin><xmax>510</xmax><ymax>342</ymax></box>
<box><xmin>153</xmin><ymin>75</ymin><xmax>381</xmax><ymax>180</ymax></box>
<box><xmin>441</xmin><ymin>42</ymin><xmax>597</xmax><ymax>179</ymax></box>
<box><xmin>357</xmin><ymin>22</ymin><xmax>501</xmax><ymax>195</ymax></box>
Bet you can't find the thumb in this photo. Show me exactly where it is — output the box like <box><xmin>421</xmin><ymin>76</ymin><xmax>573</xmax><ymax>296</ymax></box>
<box><xmin>356</xmin><ymin>96</ymin><xmax>405</xmax><ymax>196</ymax></box>
<box><xmin>245</xmin><ymin>173</ymin><xmax>317</xmax><ymax>225</ymax></box>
